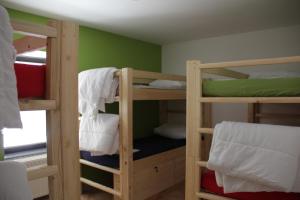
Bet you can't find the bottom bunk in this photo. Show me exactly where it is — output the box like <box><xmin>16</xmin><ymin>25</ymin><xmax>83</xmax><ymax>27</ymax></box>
<box><xmin>201</xmin><ymin>170</ymin><xmax>300</xmax><ymax>200</ymax></box>
<box><xmin>80</xmin><ymin>135</ymin><xmax>186</xmax><ymax>200</ymax></box>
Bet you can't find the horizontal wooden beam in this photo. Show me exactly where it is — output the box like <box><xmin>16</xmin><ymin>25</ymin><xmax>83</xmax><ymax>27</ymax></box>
<box><xmin>14</xmin><ymin>36</ymin><xmax>46</xmax><ymax>54</ymax></box>
<box><xmin>11</xmin><ymin>19</ymin><xmax>57</xmax><ymax>38</ymax></box>
<box><xmin>198</xmin><ymin>128</ymin><xmax>213</xmax><ymax>134</ymax></box>
<box><xmin>197</xmin><ymin>161</ymin><xmax>208</xmax><ymax>168</ymax></box>
<box><xmin>27</xmin><ymin>165</ymin><xmax>58</xmax><ymax>181</ymax></box>
<box><xmin>79</xmin><ymin>159</ymin><xmax>120</xmax><ymax>175</ymax></box>
<box><xmin>19</xmin><ymin>99</ymin><xmax>57</xmax><ymax>110</ymax></box>
<box><xmin>196</xmin><ymin>56</ymin><xmax>300</xmax><ymax>69</ymax></box>
<box><xmin>133</xmin><ymin>88</ymin><xmax>186</xmax><ymax>100</ymax></box>
<box><xmin>133</xmin><ymin>69</ymin><xmax>186</xmax><ymax>81</ymax></box>
<box><xmin>80</xmin><ymin>177</ymin><xmax>121</xmax><ymax>197</ymax></box>
<box><xmin>203</xmin><ymin>69</ymin><xmax>249</xmax><ymax>79</ymax></box>
<box><xmin>256</xmin><ymin>113</ymin><xmax>300</xmax><ymax>119</ymax></box>
<box><xmin>197</xmin><ymin>192</ymin><xmax>235</xmax><ymax>200</ymax></box>
<box><xmin>199</xmin><ymin>97</ymin><xmax>300</xmax><ymax>104</ymax></box>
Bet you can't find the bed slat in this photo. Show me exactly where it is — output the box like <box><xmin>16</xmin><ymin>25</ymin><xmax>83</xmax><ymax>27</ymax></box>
<box><xmin>79</xmin><ymin>159</ymin><xmax>120</xmax><ymax>175</ymax></box>
<box><xmin>19</xmin><ymin>99</ymin><xmax>57</xmax><ymax>110</ymax></box>
<box><xmin>80</xmin><ymin>177</ymin><xmax>121</xmax><ymax>197</ymax></box>
<box><xmin>27</xmin><ymin>165</ymin><xmax>58</xmax><ymax>181</ymax></box>
<box><xmin>199</xmin><ymin>97</ymin><xmax>300</xmax><ymax>104</ymax></box>
<box><xmin>197</xmin><ymin>192</ymin><xmax>236</xmax><ymax>200</ymax></box>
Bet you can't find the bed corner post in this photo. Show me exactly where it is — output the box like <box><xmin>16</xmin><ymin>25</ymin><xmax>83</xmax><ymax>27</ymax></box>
<box><xmin>119</xmin><ymin>68</ymin><xmax>133</xmax><ymax>200</ymax></box>
<box><xmin>186</xmin><ymin>60</ymin><xmax>202</xmax><ymax>200</ymax></box>
<box><xmin>59</xmin><ymin>21</ymin><xmax>81</xmax><ymax>200</ymax></box>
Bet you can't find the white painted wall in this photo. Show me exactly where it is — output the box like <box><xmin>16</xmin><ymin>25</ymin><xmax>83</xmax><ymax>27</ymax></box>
<box><xmin>162</xmin><ymin>25</ymin><xmax>300</xmax><ymax>125</ymax></box>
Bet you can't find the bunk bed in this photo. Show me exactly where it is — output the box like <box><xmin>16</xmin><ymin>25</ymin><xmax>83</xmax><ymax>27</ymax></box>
<box><xmin>79</xmin><ymin>68</ymin><xmax>187</xmax><ymax>200</ymax></box>
<box><xmin>185</xmin><ymin>56</ymin><xmax>300</xmax><ymax>200</ymax></box>
<box><xmin>10</xmin><ymin>19</ymin><xmax>80</xmax><ymax>200</ymax></box>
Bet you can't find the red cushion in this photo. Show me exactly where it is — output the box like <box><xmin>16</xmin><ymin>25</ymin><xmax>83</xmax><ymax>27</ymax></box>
<box><xmin>14</xmin><ymin>63</ymin><xmax>46</xmax><ymax>98</ymax></box>
<box><xmin>201</xmin><ymin>170</ymin><xmax>300</xmax><ymax>200</ymax></box>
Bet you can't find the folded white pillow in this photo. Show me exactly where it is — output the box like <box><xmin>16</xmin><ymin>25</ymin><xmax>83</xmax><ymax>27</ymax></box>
<box><xmin>149</xmin><ymin>80</ymin><xmax>186</xmax><ymax>89</ymax></box>
<box><xmin>154</xmin><ymin>123</ymin><xmax>186</xmax><ymax>139</ymax></box>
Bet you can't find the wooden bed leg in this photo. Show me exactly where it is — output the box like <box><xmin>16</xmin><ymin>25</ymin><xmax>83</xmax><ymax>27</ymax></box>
<box><xmin>46</xmin><ymin>20</ymin><xmax>63</xmax><ymax>200</ymax></box>
<box><xmin>113</xmin><ymin>175</ymin><xmax>121</xmax><ymax>200</ymax></box>
<box><xmin>186</xmin><ymin>60</ymin><xmax>202</xmax><ymax>200</ymax></box>
<box><xmin>119</xmin><ymin>68</ymin><xmax>133</xmax><ymax>200</ymax></box>
<box><xmin>59</xmin><ymin>21</ymin><xmax>81</xmax><ymax>200</ymax></box>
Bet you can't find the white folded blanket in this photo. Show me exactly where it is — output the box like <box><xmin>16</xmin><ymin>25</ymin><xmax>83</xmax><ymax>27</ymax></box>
<box><xmin>78</xmin><ymin>67</ymin><xmax>118</xmax><ymax>115</ymax></box>
<box><xmin>207</xmin><ymin>121</ymin><xmax>300</xmax><ymax>193</ymax></box>
<box><xmin>0</xmin><ymin>5</ymin><xmax>22</xmax><ymax>130</ymax></box>
<box><xmin>79</xmin><ymin>114</ymin><xmax>119</xmax><ymax>156</ymax></box>
<box><xmin>0</xmin><ymin>161</ymin><xmax>32</xmax><ymax>200</ymax></box>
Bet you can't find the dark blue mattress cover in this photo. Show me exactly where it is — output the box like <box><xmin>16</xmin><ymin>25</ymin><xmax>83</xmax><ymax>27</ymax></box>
<box><xmin>80</xmin><ymin>135</ymin><xmax>186</xmax><ymax>169</ymax></box>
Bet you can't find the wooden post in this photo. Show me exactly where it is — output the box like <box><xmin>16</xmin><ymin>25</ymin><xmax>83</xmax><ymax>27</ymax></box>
<box><xmin>119</xmin><ymin>68</ymin><xmax>133</xmax><ymax>200</ymax></box>
<box><xmin>59</xmin><ymin>21</ymin><xmax>81</xmax><ymax>200</ymax></box>
<box><xmin>46</xmin><ymin>20</ymin><xmax>63</xmax><ymax>200</ymax></box>
<box><xmin>186</xmin><ymin>60</ymin><xmax>202</xmax><ymax>200</ymax></box>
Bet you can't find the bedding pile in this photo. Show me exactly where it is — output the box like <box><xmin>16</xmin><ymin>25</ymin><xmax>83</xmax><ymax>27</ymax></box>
<box><xmin>208</xmin><ymin>121</ymin><xmax>300</xmax><ymax>193</ymax></box>
<box><xmin>79</xmin><ymin>67</ymin><xmax>119</xmax><ymax>155</ymax></box>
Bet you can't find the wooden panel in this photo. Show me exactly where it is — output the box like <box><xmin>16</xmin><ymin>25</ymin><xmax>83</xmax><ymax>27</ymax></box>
<box><xmin>199</xmin><ymin>97</ymin><xmax>300</xmax><ymax>104</ymax></box>
<box><xmin>11</xmin><ymin>19</ymin><xmax>57</xmax><ymax>38</ymax></box>
<box><xmin>119</xmin><ymin>68</ymin><xmax>134</xmax><ymax>200</ymax></box>
<box><xmin>13</xmin><ymin>36</ymin><xmax>46</xmax><ymax>54</ymax></box>
<box><xmin>59</xmin><ymin>21</ymin><xmax>80</xmax><ymax>200</ymax></box>
<box><xmin>133</xmin><ymin>88</ymin><xmax>186</xmax><ymax>100</ymax></box>
<box><xmin>186</xmin><ymin>60</ymin><xmax>202</xmax><ymax>200</ymax></box>
<box><xmin>27</xmin><ymin>165</ymin><xmax>58</xmax><ymax>181</ymax></box>
<box><xmin>19</xmin><ymin>99</ymin><xmax>56</xmax><ymax>111</ymax></box>
<box><xmin>133</xmin><ymin>69</ymin><xmax>186</xmax><ymax>81</ymax></box>
<box><xmin>46</xmin><ymin>20</ymin><xmax>63</xmax><ymax>200</ymax></box>
<box><xmin>197</xmin><ymin>56</ymin><xmax>300</xmax><ymax>69</ymax></box>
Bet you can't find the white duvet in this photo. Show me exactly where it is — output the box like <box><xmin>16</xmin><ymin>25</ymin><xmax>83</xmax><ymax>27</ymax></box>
<box><xmin>208</xmin><ymin>121</ymin><xmax>300</xmax><ymax>193</ymax></box>
<box><xmin>79</xmin><ymin>114</ymin><xmax>119</xmax><ymax>156</ymax></box>
<box><xmin>0</xmin><ymin>5</ymin><xmax>22</xmax><ymax>130</ymax></box>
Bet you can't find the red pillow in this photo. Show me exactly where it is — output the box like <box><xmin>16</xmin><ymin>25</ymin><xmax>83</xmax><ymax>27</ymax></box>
<box><xmin>14</xmin><ymin>63</ymin><xmax>46</xmax><ymax>98</ymax></box>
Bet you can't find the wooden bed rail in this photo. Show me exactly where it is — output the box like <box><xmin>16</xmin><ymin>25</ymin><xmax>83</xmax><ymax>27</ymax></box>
<box><xmin>11</xmin><ymin>19</ymin><xmax>57</xmax><ymax>38</ymax></box>
<box><xmin>27</xmin><ymin>165</ymin><xmax>58</xmax><ymax>181</ymax></box>
<box><xmin>195</xmin><ymin>55</ymin><xmax>300</xmax><ymax>69</ymax></box>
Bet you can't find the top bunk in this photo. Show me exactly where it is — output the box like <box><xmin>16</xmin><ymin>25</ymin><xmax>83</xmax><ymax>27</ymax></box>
<box><xmin>187</xmin><ymin>56</ymin><xmax>300</xmax><ymax>104</ymax></box>
<box><xmin>114</xmin><ymin>68</ymin><xmax>186</xmax><ymax>101</ymax></box>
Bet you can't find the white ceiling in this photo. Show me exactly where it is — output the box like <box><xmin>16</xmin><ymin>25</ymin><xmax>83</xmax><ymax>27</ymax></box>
<box><xmin>1</xmin><ymin>0</ymin><xmax>300</xmax><ymax>44</ymax></box>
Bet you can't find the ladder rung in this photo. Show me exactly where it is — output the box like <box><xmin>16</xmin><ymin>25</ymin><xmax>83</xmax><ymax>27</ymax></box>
<box><xmin>80</xmin><ymin>159</ymin><xmax>120</xmax><ymax>175</ymax></box>
<box><xmin>198</xmin><ymin>128</ymin><xmax>214</xmax><ymax>134</ymax></box>
<box><xmin>27</xmin><ymin>165</ymin><xmax>58</xmax><ymax>181</ymax></box>
<box><xmin>197</xmin><ymin>161</ymin><xmax>208</xmax><ymax>168</ymax></box>
<box><xmin>197</xmin><ymin>192</ymin><xmax>235</xmax><ymax>200</ymax></box>
<box><xmin>80</xmin><ymin>177</ymin><xmax>121</xmax><ymax>197</ymax></box>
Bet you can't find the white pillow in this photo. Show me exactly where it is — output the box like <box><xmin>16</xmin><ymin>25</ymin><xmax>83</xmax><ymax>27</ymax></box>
<box><xmin>154</xmin><ymin>123</ymin><xmax>186</xmax><ymax>139</ymax></box>
<box><xmin>149</xmin><ymin>80</ymin><xmax>186</xmax><ymax>89</ymax></box>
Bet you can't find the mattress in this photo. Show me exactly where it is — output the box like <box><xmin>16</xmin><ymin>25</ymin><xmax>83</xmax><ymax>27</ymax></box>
<box><xmin>14</xmin><ymin>63</ymin><xmax>46</xmax><ymax>98</ymax></box>
<box><xmin>80</xmin><ymin>135</ymin><xmax>186</xmax><ymax>169</ymax></box>
<box><xmin>201</xmin><ymin>170</ymin><xmax>300</xmax><ymax>200</ymax></box>
<box><xmin>203</xmin><ymin>77</ymin><xmax>300</xmax><ymax>97</ymax></box>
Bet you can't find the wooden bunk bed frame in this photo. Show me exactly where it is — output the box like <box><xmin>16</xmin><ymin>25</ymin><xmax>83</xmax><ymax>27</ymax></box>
<box><xmin>11</xmin><ymin>19</ymin><xmax>80</xmax><ymax>200</ymax></box>
<box><xmin>186</xmin><ymin>56</ymin><xmax>300</xmax><ymax>200</ymax></box>
<box><xmin>79</xmin><ymin>68</ymin><xmax>187</xmax><ymax>200</ymax></box>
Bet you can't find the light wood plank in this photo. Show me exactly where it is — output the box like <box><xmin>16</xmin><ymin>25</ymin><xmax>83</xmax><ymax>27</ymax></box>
<box><xmin>203</xmin><ymin>69</ymin><xmax>249</xmax><ymax>79</ymax></box>
<box><xmin>80</xmin><ymin>159</ymin><xmax>120</xmax><ymax>175</ymax></box>
<box><xmin>198</xmin><ymin>128</ymin><xmax>213</xmax><ymax>134</ymax></box>
<box><xmin>199</xmin><ymin>97</ymin><xmax>300</xmax><ymax>104</ymax></box>
<box><xmin>197</xmin><ymin>56</ymin><xmax>300</xmax><ymax>69</ymax></box>
<box><xmin>197</xmin><ymin>192</ymin><xmax>235</xmax><ymax>200</ymax></box>
<box><xmin>11</xmin><ymin>19</ymin><xmax>57</xmax><ymax>38</ymax></box>
<box><xmin>119</xmin><ymin>68</ymin><xmax>134</xmax><ymax>200</ymax></box>
<box><xmin>60</xmin><ymin>21</ymin><xmax>81</xmax><ymax>200</ymax></box>
<box><xmin>197</xmin><ymin>161</ymin><xmax>208</xmax><ymax>168</ymax></box>
<box><xmin>13</xmin><ymin>36</ymin><xmax>46</xmax><ymax>54</ymax></box>
<box><xmin>133</xmin><ymin>69</ymin><xmax>186</xmax><ymax>81</ymax></box>
<box><xmin>27</xmin><ymin>165</ymin><xmax>58</xmax><ymax>181</ymax></box>
<box><xmin>80</xmin><ymin>177</ymin><xmax>121</xmax><ymax>197</ymax></box>
<box><xmin>186</xmin><ymin>60</ymin><xmax>202</xmax><ymax>200</ymax></box>
<box><xmin>46</xmin><ymin>20</ymin><xmax>63</xmax><ymax>200</ymax></box>
<box><xmin>19</xmin><ymin>99</ymin><xmax>56</xmax><ymax>111</ymax></box>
